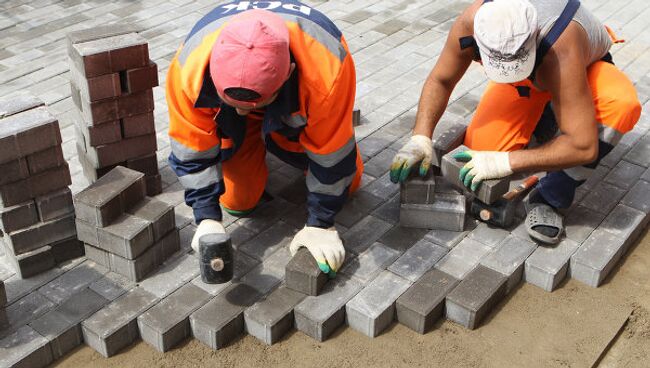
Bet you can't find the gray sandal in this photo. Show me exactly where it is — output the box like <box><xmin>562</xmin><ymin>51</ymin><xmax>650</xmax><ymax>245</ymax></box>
<box><xmin>525</xmin><ymin>203</ymin><xmax>564</xmax><ymax>244</ymax></box>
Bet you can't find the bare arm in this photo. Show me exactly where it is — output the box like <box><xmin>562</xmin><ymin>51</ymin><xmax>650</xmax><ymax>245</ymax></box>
<box><xmin>412</xmin><ymin>1</ymin><xmax>481</xmax><ymax>138</ymax></box>
<box><xmin>509</xmin><ymin>22</ymin><xmax>599</xmax><ymax>172</ymax></box>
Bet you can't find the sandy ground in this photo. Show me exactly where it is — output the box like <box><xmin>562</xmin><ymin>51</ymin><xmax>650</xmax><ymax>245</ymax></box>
<box><xmin>54</xmin><ymin>228</ymin><xmax>650</xmax><ymax>368</ymax></box>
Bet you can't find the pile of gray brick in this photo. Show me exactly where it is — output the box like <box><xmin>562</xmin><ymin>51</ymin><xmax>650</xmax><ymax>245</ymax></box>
<box><xmin>0</xmin><ymin>93</ymin><xmax>81</xmax><ymax>278</ymax></box>
<box><xmin>74</xmin><ymin>166</ymin><xmax>179</xmax><ymax>282</ymax></box>
<box><xmin>66</xmin><ymin>25</ymin><xmax>162</xmax><ymax>196</ymax></box>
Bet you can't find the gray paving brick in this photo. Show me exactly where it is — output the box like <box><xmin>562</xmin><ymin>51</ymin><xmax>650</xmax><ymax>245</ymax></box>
<box><xmin>108</xmin><ymin>236</ymin><xmax>162</xmax><ymax>282</ymax></box>
<box><xmin>3</xmin><ymin>266</ymin><xmax>63</xmax><ymax>305</ymax></box>
<box><xmin>432</xmin><ymin>123</ymin><xmax>466</xmax><ymax>167</ymax></box>
<box><xmin>642</xmin><ymin>167</ymin><xmax>650</xmax><ymax>182</ymax></box>
<box><xmin>371</xmin><ymin>193</ymin><xmax>400</xmax><ymax>224</ymax></box>
<box><xmin>336</xmin><ymin>191</ymin><xmax>384</xmax><ymax>228</ymax></box>
<box><xmin>388</xmin><ymin>239</ymin><xmax>448</xmax><ymax>282</ymax></box>
<box><xmin>445</xmin><ymin>265</ymin><xmax>507</xmax><ymax>330</ymax></box>
<box><xmin>400</xmin><ymin>193</ymin><xmax>465</xmax><ymax>231</ymax></box>
<box><xmin>34</xmin><ymin>188</ymin><xmax>74</xmax><ymax>222</ymax></box>
<box><xmin>139</xmin><ymin>253</ymin><xmax>199</xmax><ymax>299</ymax></box>
<box><xmin>599</xmin><ymin>204</ymin><xmax>648</xmax><ymax>251</ymax></box>
<box><xmin>241</xmin><ymin>247</ymin><xmax>292</xmax><ymax>295</ymax></box>
<box><xmin>89</xmin><ymin>271</ymin><xmax>134</xmax><ymax>302</ymax></box>
<box><xmin>603</xmin><ymin>160</ymin><xmax>646</xmax><ymax>190</ymax></box>
<box><xmin>396</xmin><ymin>269</ymin><xmax>459</xmax><ymax>334</ymax></box>
<box><xmin>2</xmin><ymin>214</ymin><xmax>76</xmax><ymax>256</ymax></box>
<box><xmin>235</xmin><ymin>197</ymin><xmax>294</xmax><ymax>234</ymax></box>
<box><xmin>467</xmin><ymin>222</ymin><xmax>510</xmax><ymax>248</ymax></box>
<box><xmin>191</xmin><ymin>251</ymin><xmax>260</xmax><ymax>296</ymax></box>
<box><xmin>238</xmin><ymin>220</ymin><xmax>296</xmax><ymax>261</ymax></box>
<box><xmin>564</xmin><ymin>205</ymin><xmax>607</xmax><ymax>244</ymax></box>
<box><xmin>4</xmin><ymin>292</ymin><xmax>55</xmax><ymax>335</ymax></box>
<box><xmin>97</xmin><ymin>214</ymin><xmax>154</xmax><ymax>259</ymax></box>
<box><xmin>570</xmin><ymin>229</ymin><xmax>627</xmax><ymax>287</ymax></box>
<box><xmin>66</xmin><ymin>23</ymin><xmax>142</xmax><ymax>46</ymax></box>
<box><xmin>190</xmin><ymin>283</ymin><xmax>260</xmax><ymax>350</ymax></box>
<box><xmin>0</xmin><ymin>325</ymin><xmax>53</xmax><ymax>368</ymax></box>
<box><xmin>623</xmin><ymin>134</ymin><xmax>650</xmax><ymax>167</ymax></box>
<box><xmin>285</xmin><ymin>248</ymin><xmax>328</xmax><ymax>296</ymax></box>
<box><xmin>434</xmin><ymin>237</ymin><xmax>493</xmax><ymax>280</ymax></box>
<box><xmin>137</xmin><ymin>282</ymin><xmax>211</xmax><ymax>353</ymax></box>
<box><xmin>126</xmin><ymin>197</ymin><xmax>175</xmax><ymax>242</ymax></box>
<box><xmin>244</xmin><ymin>285</ymin><xmax>306</xmax><ymax>345</ymax></box>
<box><xmin>524</xmin><ymin>239</ymin><xmax>580</xmax><ymax>292</ymax></box>
<box><xmin>0</xmin><ymin>92</ymin><xmax>44</xmax><ymax>119</ymax></box>
<box><xmin>50</xmin><ymin>237</ymin><xmax>84</xmax><ymax>265</ymax></box>
<box><xmin>480</xmin><ymin>234</ymin><xmax>537</xmax><ymax>293</ymax></box>
<box><xmin>441</xmin><ymin>145</ymin><xmax>511</xmax><ymax>205</ymax></box>
<box><xmin>81</xmin><ymin>287</ymin><xmax>158</xmax><ymax>357</ymax></box>
<box><xmin>620</xmin><ymin>179</ymin><xmax>650</xmax><ymax>214</ymax></box>
<box><xmin>346</xmin><ymin>270</ymin><xmax>412</xmax><ymax>338</ymax></box>
<box><xmin>2</xmin><ymin>243</ymin><xmax>54</xmax><ymax>279</ymax></box>
<box><xmin>400</xmin><ymin>173</ymin><xmax>436</xmax><ymax>204</ymax></box>
<box><xmin>84</xmin><ymin>243</ymin><xmax>109</xmax><ymax>268</ymax></box>
<box><xmin>340</xmin><ymin>242</ymin><xmax>400</xmax><ymax>284</ymax></box>
<box><xmin>38</xmin><ymin>260</ymin><xmax>108</xmax><ymax>304</ymax></box>
<box><xmin>29</xmin><ymin>309</ymin><xmax>82</xmax><ymax>361</ymax></box>
<box><xmin>600</xmin><ymin>142</ymin><xmax>632</xmax><ymax>168</ymax></box>
<box><xmin>294</xmin><ymin>276</ymin><xmax>363</xmax><ymax>342</ymax></box>
<box><xmin>364</xmin><ymin>148</ymin><xmax>396</xmax><ymax>177</ymax></box>
<box><xmin>73</xmin><ymin>166</ymin><xmax>146</xmax><ymax>227</ymax></box>
<box><xmin>424</xmin><ymin>227</ymin><xmax>471</xmax><ymax>249</ymax></box>
<box><xmin>581</xmin><ymin>180</ymin><xmax>628</xmax><ymax>215</ymax></box>
<box><xmin>341</xmin><ymin>215</ymin><xmax>392</xmax><ymax>255</ymax></box>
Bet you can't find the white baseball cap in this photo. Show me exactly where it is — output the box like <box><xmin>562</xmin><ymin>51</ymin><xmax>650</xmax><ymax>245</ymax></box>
<box><xmin>474</xmin><ymin>0</ymin><xmax>539</xmax><ymax>83</ymax></box>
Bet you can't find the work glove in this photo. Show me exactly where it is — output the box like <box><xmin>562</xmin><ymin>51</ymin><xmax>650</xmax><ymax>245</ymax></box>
<box><xmin>191</xmin><ymin>219</ymin><xmax>226</xmax><ymax>253</ymax></box>
<box><xmin>389</xmin><ymin>135</ymin><xmax>433</xmax><ymax>183</ymax></box>
<box><xmin>289</xmin><ymin>226</ymin><xmax>344</xmax><ymax>277</ymax></box>
<box><xmin>453</xmin><ymin>150</ymin><xmax>513</xmax><ymax>191</ymax></box>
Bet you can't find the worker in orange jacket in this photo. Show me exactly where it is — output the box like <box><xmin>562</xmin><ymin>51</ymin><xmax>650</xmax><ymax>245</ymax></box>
<box><xmin>390</xmin><ymin>0</ymin><xmax>641</xmax><ymax>244</ymax></box>
<box><xmin>166</xmin><ymin>2</ymin><xmax>363</xmax><ymax>275</ymax></box>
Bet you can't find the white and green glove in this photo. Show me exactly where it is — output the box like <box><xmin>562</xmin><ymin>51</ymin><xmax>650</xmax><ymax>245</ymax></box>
<box><xmin>289</xmin><ymin>226</ymin><xmax>345</xmax><ymax>278</ymax></box>
<box><xmin>453</xmin><ymin>150</ymin><xmax>513</xmax><ymax>191</ymax></box>
<box><xmin>191</xmin><ymin>219</ymin><xmax>226</xmax><ymax>253</ymax></box>
<box><xmin>389</xmin><ymin>135</ymin><xmax>433</xmax><ymax>183</ymax></box>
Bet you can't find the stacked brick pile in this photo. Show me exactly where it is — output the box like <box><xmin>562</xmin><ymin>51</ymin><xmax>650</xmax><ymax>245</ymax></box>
<box><xmin>74</xmin><ymin>166</ymin><xmax>179</xmax><ymax>282</ymax></box>
<box><xmin>66</xmin><ymin>25</ymin><xmax>162</xmax><ymax>196</ymax></box>
<box><xmin>0</xmin><ymin>93</ymin><xmax>82</xmax><ymax>278</ymax></box>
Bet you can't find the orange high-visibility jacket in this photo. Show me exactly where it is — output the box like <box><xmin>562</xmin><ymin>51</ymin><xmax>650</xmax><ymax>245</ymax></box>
<box><xmin>167</xmin><ymin>1</ymin><xmax>358</xmax><ymax>227</ymax></box>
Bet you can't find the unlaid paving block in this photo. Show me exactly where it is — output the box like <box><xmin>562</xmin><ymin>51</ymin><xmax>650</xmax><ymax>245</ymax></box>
<box><xmin>109</xmin><ymin>238</ymin><xmax>161</xmax><ymax>282</ymax></box>
<box><xmin>81</xmin><ymin>287</ymin><xmax>158</xmax><ymax>357</ymax></box>
<box><xmin>26</xmin><ymin>145</ymin><xmax>65</xmax><ymax>175</ymax></box>
<box><xmin>0</xmin><ymin>92</ymin><xmax>43</xmax><ymax>119</ymax></box>
<box><xmin>346</xmin><ymin>271</ymin><xmax>412</xmax><ymax>338</ymax></box>
<box><xmin>570</xmin><ymin>229</ymin><xmax>626</xmax><ymax>287</ymax></box>
<box><xmin>73</xmin><ymin>114</ymin><xmax>122</xmax><ymax>146</ymax></box>
<box><xmin>29</xmin><ymin>309</ymin><xmax>82</xmax><ymax>361</ymax></box>
<box><xmin>599</xmin><ymin>204</ymin><xmax>648</xmax><ymax>251</ymax></box>
<box><xmin>69</xmin><ymin>61</ymin><xmax>121</xmax><ymax>102</ymax></box>
<box><xmin>84</xmin><ymin>243</ymin><xmax>109</xmax><ymax>267</ymax></box>
<box><xmin>0</xmin><ymin>106</ymin><xmax>60</xmax><ymax>165</ymax></box>
<box><xmin>73</xmin><ymin>166</ymin><xmax>146</xmax><ymax>227</ymax></box>
<box><xmin>400</xmin><ymin>193</ymin><xmax>465</xmax><ymax>230</ymax></box>
<box><xmin>138</xmin><ymin>283</ymin><xmax>211</xmax><ymax>353</ymax></box>
<box><xmin>83</xmin><ymin>133</ymin><xmax>157</xmax><ymax>169</ymax></box>
<box><xmin>480</xmin><ymin>234</ymin><xmax>537</xmax><ymax>293</ymax></box>
<box><xmin>445</xmin><ymin>265</ymin><xmax>507</xmax><ymax>329</ymax></box>
<box><xmin>191</xmin><ymin>251</ymin><xmax>260</xmax><ymax>296</ymax></box>
<box><xmin>241</xmin><ymin>247</ymin><xmax>292</xmax><ymax>294</ymax></box>
<box><xmin>620</xmin><ymin>179</ymin><xmax>650</xmax><ymax>214</ymax></box>
<box><xmin>580</xmin><ymin>181</ymin><xmax>627</xmax><ymax>215</ymax></box>
<box><xmin>340</xmin><ymin>242</ymin><xmax>400</xmax><ymax>284</ymax></box>
<box><xmin>396</xmin><ymin>269</ymin><xmax>459</xmax><ymax>334</ymax></box>
<box><xmin>190</xmin><ymin>283</ymin><xmax>260</xmax><ymax>350</ymax></box>
<box><xmin>238</xmin><ymin>221</ymin><xmax>296</xmax><ymax>261</ymax></box>
<box><xmin>0</xmin><ymin>200</ymin><xmax>39</xmax><ymax>234</ymax></box>
<box><xmin>66</xmin><ymin>23</ymin><xmax>142</xmax><ymax>46</ymax></box>
<box><xmin>285</xmin><ymin>248</ymin><xmax>327</xmax><ymax>296</ymax></box>
<box><xmin>3</xmin><ymin>214</ymin><xmax>76</xmax><ymax>256</ymax></box>
<box><xmin>0</xmin><ymin>157</ymin><xmax>29</xmax><ymax>185</ymax></box>
<box><xmin>0</xmin><ymin>163</ymin><xmax>71</xmax><ymax>208</ymax></box>
<box><xmin>388</xmin><ymin>239</ymin><xmax>448</xmax><ymax>282</ymax></box>
<box><xmin>525</xmin><ymin>239</ymin><xmax>580</xmax><ymax>292</ymax></box>
<box><xmin>244</xmin><ymin>285</ymin><xmax>306</xmax><ymax>345</ymax></box>
<box><xmin>603</xmin><ymin>160</ymin><xmax>646</xmax><ymax>190</ymax></box>
<box><xmin>623</xmin><ymin>134</ymin><xmax>650</xmax><ymax>167</ymax></box>
<box><xmin>3</xmin><ymin>244</ymin><xmax>55</xmax><ymax>279</ymax></box>
<box><xmin>294</xmin><ymin>276</ymin><xmax>363</xmax><ymax>342</ymax></box>
<box><xmin>124</xmin><ymin>61</ymin><xmax>159</xmax><ymax>93</ymax></box>
<box><xmin>125</xmin><ymin>152</ymin><xmax>158</xmax><ymax>175</ymax></box>
<box><xmin>70</xmin><ymin>32</ymin><xmax>149</xmax><ymax>78</ymax></box>
<box><xmin>564</xmin><ymin>205</ymin><xmax>607</xmax><ymax>244</ymax></box>
<box><xmin>400</xmin><ymin>173</ymin><xmax>436</xmax><ymax>204</ymax></box>
<box><xmin>0</xmin><ymin>325</ymin><xmax>53</xmax><ymax>368</ymax></box>
<box><xmin>434</xmin><ymin>237</ymin><xmax>492</xmax><ymax>280</ymax></box>
<box><xmin>35</xmin><ymin>188</ymin><xmax>74</xmax><ymax>222</ymax></box>
<box><xmin>139</xmin><ymin>254</ymin><xmax>199</xmax><ymax>299</ymax></box>
<box><xmin>97</xmin><ymin>213</ymin><xmax>153</xmax><ymax>259</ymax></box>
<box><xmin>50</xmin><ymin>237</ymin><xmax>84</xmax><ymax>264</ymax></box>
<box><xmin>432</xmin><ymin>123</ymin><xmax>467</xmax><ymax>167</ymax></box>
<box><xmin>341</xmin><ymin>215</ymin><xmax>393</xmax><ymax>255</ymax></box>
<box><xmin>38</xmin><ymin>260</ymin><xmax>108</xmax><ymax>304</ymax></box>
<box><xmin>441</xmin><ymin>145</ymin><xmax>511</xmax><ymax>204</ymax></box>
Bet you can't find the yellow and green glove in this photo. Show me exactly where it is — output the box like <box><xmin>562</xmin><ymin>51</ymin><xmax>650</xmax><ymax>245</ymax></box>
<box><xmin>453</xmin><ymin>150</ymin><xmax>513</xmax><ymax>191</ymax></box>
<box><xmin>389</xmin><ymin>135</ymin><xmax>434</xmax><ymax>183</ymax></box>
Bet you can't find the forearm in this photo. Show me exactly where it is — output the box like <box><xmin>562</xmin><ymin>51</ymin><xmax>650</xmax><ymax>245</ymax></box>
<box><xmin>509</xmin><ymin>134</ymin><xmax>598</xmax><ymax>173</ymax></box>
<box><xmin>413</xmin><ymin>77</ymin><xmax>454</xmax><ymax>138</ymax></box>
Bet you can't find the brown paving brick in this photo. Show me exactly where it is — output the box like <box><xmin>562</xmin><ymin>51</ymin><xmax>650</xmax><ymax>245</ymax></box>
<box><xmin>123</xmin><ymin>61</ymin><xmax>158</xmax><ymax>93</ymax></box>
<box><xmin>121</xmin><ymin>112</ymin><xmax>155</xmax><ymax>138</ymax></box>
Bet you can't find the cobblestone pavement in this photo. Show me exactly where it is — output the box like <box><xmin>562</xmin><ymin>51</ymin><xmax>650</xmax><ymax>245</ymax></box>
<box><xmin>1</xmin><ymin>0</ymin><xmax>649</xmax><ymax>366</ymax></box>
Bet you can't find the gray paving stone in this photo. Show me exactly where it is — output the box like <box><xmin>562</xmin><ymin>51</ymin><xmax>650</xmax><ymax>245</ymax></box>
<box><xmin>620</xmin><ymin>179</ymin><xmax>650</xmax><ymax>214</ymax></box>
<box><xmin>364</xmin><ymin>148</ymin><xmax>396</xmax><ymax>177</ymax></box>
<box><xmin>580</xmin><ymin>180</ymin><xmax>627</xmax><ymax>215</ymax></box>
<box><xmin>599</xmin><ymin>204</ymin><xmax>648</xmax><ymax>251</ymax></box>
<box><xmin>3</xmin><ymin>266</ymin><xmax>63</xmax><ymax>304</ymax></box>
<box><xmin>126</xmin><ymin>197</ymin><xmax>175</xmax><ymax>242</ymax></box>
<box><xmin>642</xmin><ymin>167</ymin><xmax>650</xmax><ymax>182</ymax></box>
<box><xmin>441</xmin><ymin>145</ymin><xmax>511</xmax><ymax>205</ymax></box>
<box><xmin>4</xmin><ymin>292</ymin><xmax>55</xmax><ymax>335</ymax></box>
<box><xmin>371</xmin><ymin>193</ymin><xmax>400</xmax><ymax>224</ymax></box>
<box><xmin>89</xmin><ymin>271</ymin><xmax>134</xmax><ymax>302</ymax></box>
<box><xmin>137</xmin><ymin>282</ymin><xmax>211</xmax><ymax>353</ymax></box>
<box><xmin>285</xmin><ymin>248</ymin><xmax>328</xmax><ymax>296</ymax></box>
<box><xmin>238</xmin><ymin>220</ymin><xmax>296</xmax><ymax>261</ymax></box>
<box><xmin>235</xmin><ymin>197</ymin><xmax>294</xmax><ymax>234</ymax></box>
<box><xmin>244</xmin><ymin>285</ymin><xmax>306</xmax><ymax>345</ymax></box>
<box><xmin>69</xmin><ymin>32</ymin><xmax>149</xmax><ymax>78</ymax></box>
<box><xmin>603</xmin><ymin>160</ymin><xmax>646</xmax><ymax>190</ymax></box>
<box><xmin>2</xmin><ymin>214</ymin><xmax>76</xmax><ymax>256</ymax></box>
<box><xmin>623</xmin><ymin>134</ymin><xmax>650</xmax><ymax>167</ymax></box>
<box><xmin>432</xmin><ymin>123</ymin><xmax>466</xmax><ymax>167</ymax></box>
<box><xmin>0</xmin><ymin>325</ymin><xmax>53</xmax><ymax>368</ymax></box>
<box><xmin>50</xmin><ymin>237</ymin><xmax>84</xmax><ymax>265</ymax></box>
<box><xmin>336</xmin><ymin>191</ymin><xmax>384</xmax><ymax>228</ymax></box>
<box><xmin>346</xmin><ymin>270</ymin><xmax>412</xmax><ymax>338</ymax></box>
<box><xmin>38</xmin><ymin>260</ymin><xmax>108</xmax><ymax>305</ymax></box>
<box><xmin>570</xmin><ymin>229</ymin><xmax>627</xmax><ymax>288</ymax></box>
<box><xmin>434</xmin><ymin>237</ymin><xmax>493</xmax><ymax>280</ymax></box>
<box><xmin>424</xmin><ymin>228</ymin><xmax>470</xmax><ymax>249</ymax></box>
<box><xmin>29</xmin><ymin>309</ymin><xmax>82</xmax><ymax>361</ymax></box>
<box><xmin>108</xmin><ymin>236</ymin><xmax>161</xmax><ymax>282</ymax></box>
<box><xmin>524</xmin><ymin>239</ymin><xmax>580</xmax><ymax>292</ymax></box>
<box><xmin>399</xmin><ymin>193</ymin><xmax>465</xmax><ymax>230</ymax></box>
<box><xmin>396</xmin><ymin>269</ymin><xmax>459</xmax><ymax>334</ymax></box>
<box><xmin>564</xmin><ymin>205</ymin><xmax>607</xmax><ymax>244</ymax></box>
<box><xmin>467</xmin><ymin>222</ymin><xmax>510</xmax><ymax>248</ymax></box>
<box><xmin>56</xmin><ymin>288</ymin><xmax>109</xmax><ymax>324</ymax></box>
<box><xmin>84</xmin><ymin>243</ymin><xmax>109</xmax><ymax>268</ymax></box>
<box><xmin>81</xmin><ymin>287</ymin><xmax>158</xmax><ymax>357</ymax></box>
<box><xmin>139</xmin><ymin>253</ymin><xmax>199</xmax><ymax>299</ymax></box>
<box><xmin>0</xmin><ymin>92</ymin><xmax>44</xmax><ymax>119</ymax></box>
<box><xmin>445</xmin><ymin>265</ymin><xmax>507</xmax><ymax>330</ymax></box>
<box><xmin>294</xmin><ymin>276</ymin><xmax>363</xmax><ymax>342</ymax></box>
<box><xmin>2</xmin><ymin>243</ymin><xmax>54</xmax><ymax>279</ymax></box>
<box><xmin>480</xmin><ymin>234</ymin><xmax>537</xmax><ymax>293</ymax></box>
<box><xmin>240</xmin><ymin>247</ymin><xmax>292</xmax><ymax>295</ymax></box>
<box><xmin>340</xmin><ymin>242</ymin><xmax>400</xmax><ymax>284</ymax></box>
<box><xmin>378</xmin><ymin>224</ymin><xmax>430</xmax><ymax>253</ymax></box>
<box><xmin>191</xmin><ymin>251</ymin><xmax>260</xmax><ymax>296</ymax></box>
<box><xmin>190</xmin><ymin>283</ymin><xmax>260</xmax><ymax>350</ymax></box>
<box><xmin>400</xmin><ymin>173</ymin><xmax>436</xmax><ymax>204</ymax></box>
<box><xmin>360</xmin><ymin>172</ymin><xmax>400</xmax><ymax>201</ymax></box>
<box><xmin>388</xmin><ymin>239</ymin><xmax>448</xmax><ymax>282</ymax></box>
<box><xmin>341</xmin><ymin>215</ymin><xmax>392</xmax><ymax>255</ymax></box>
<box><xmin>600</xmin><ymin>142</ymin><xmax>632</xmax><ymax>168</ymax></box>
<box><xmin>97</xmin><ymin>214</ymin><xmax>153</xmax><ymax>259</ymax></box>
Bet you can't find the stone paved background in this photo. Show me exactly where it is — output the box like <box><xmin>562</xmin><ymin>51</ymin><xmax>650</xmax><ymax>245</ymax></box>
<box><xmin>0</xmin><ymin>0</ymin><xmax>649</xmax><ymax>366</ymax></box>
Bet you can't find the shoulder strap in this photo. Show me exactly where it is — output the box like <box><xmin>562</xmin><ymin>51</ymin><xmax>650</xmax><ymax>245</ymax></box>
<box><xmin>533</xmin><ymin>0</ymin><xmax>581</xmax><ymax>72</ymax></box>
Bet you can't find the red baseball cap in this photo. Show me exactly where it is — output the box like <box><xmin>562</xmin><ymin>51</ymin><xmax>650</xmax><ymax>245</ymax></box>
<box><xmin>210</xmin><ymin>9</ymin><xmax>291</xmax><ymax>108</ymax></box>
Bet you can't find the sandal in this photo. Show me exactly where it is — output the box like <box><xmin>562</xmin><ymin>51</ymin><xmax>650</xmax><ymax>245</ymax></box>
<box><xmin>525</xmin><ymin>203</ymin><xmax>564</xmax><ymax>244</ymax></box>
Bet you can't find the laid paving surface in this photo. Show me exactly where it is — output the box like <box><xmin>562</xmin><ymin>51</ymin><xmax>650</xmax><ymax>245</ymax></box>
<box><xmin>1</xmin><ymin>0</ymin><xmax>649</xmax><ymax>366</ymax></box>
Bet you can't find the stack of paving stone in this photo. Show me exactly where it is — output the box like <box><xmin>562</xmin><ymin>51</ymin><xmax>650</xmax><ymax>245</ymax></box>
<box><xmin>74</xmin><ymin>166</ymin><xmax>179</xmax><ymax>282</ymax></box>
<box><xmin>66</xmin><ymin>25</ymin><xmax>162</xmax><ymax>196</ymax></box>
<box><xmin>0</xmin><ymin>93</ymin><xmax>82</xmax><ymax>278</ymax></box>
